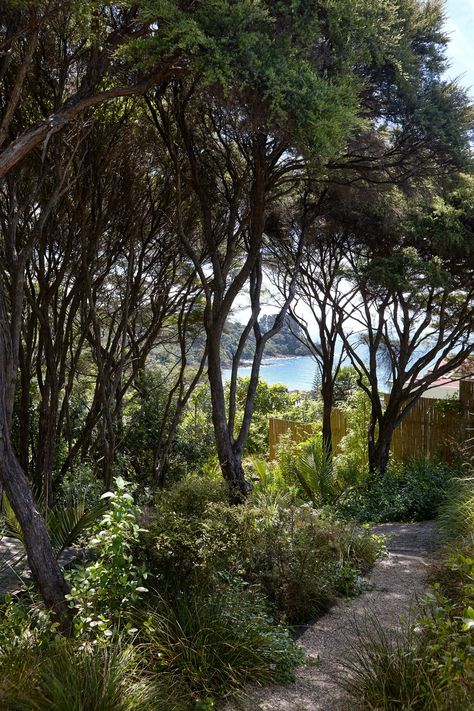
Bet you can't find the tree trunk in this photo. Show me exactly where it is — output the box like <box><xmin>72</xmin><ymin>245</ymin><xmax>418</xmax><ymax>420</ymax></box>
<box><xmin>368</xmin><ymin>418</ymin><xmax>393</xmax><ymax>476</ymax></box>
<box><xmin>220</xmin><ymin>449</ymin><xmax>251</xmax><ymax>504</ymax></box>
<box><xmin>17</xmin><ymin>341</ymin><xmax>31</xmax><ymax>475</ymax></box>
<box><xmin>207</xmin><ymin>330</ymin><xmax>250</xmax><ymax>503</ymax></box>
<box><xmin>320</xmin><ymin>377</ymin><xmax>333</xmax><ymax>459</ymax></box>
<box><xmin>0</xmin><ymin>418</ymin><xmax>72</xmax><ymax>634</ymax></box>
<box><xmin>35</xmin><ymin>382</ymin><xmax>58</xmax><ymax>507</ymax></box>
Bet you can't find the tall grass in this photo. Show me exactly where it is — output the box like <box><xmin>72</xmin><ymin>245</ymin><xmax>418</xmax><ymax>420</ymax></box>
<box><xmin>438</xmin><ymin>476</ymin><xmax>474</xmax><ymax>541</ymax></box>
<box><xmin>341</xmin><ymin>615</ymin><xmax>469</xmax><ymax>711</ymax></box>
<box><xmin>142</xmin><ymin>583</ymin><xmax>303</xmax><ymax>707</ymax></box>
<box><xmin>340</xmin><ymin>454</ymin><xmax>474</xmax><ymax>711</ymax></box>
<box><xmin>0</xmin><ymin>641</ymin><xmax>154</xmax><ymax>711</ymax></box>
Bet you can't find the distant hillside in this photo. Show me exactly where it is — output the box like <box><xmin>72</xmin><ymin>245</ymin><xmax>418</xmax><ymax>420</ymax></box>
<box><xmin>221</xmin><ymin>315</ymin><xmax>308</xmax><ymax>367</ymax></box>
<box><xmin>150</xmin><ymin>315</ymin><xmax>309</xmax><ymax>370</ymax></box>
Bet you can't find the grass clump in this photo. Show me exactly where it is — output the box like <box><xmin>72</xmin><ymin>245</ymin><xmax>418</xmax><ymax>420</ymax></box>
<box><xmin>0</xmin><ymin>640</ymin><xmax>154</xmax><ymax>711</ymax></box>
<box><xmin>142</xmin><ymin>581</ymin><xmax>303</xmax><ymax>708</ymax></box>
<box><xmin>438</xmin><ymin>475</ymin><xmax>474</xmax><ymax>541</ymax></box>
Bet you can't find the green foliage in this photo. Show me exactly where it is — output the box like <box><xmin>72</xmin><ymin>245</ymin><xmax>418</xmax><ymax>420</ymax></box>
<box><xmin>175</xmin><ymin>384</ymin><xmax>217</xmax><ymax>470</ymax></box>
<box><xmin>0</xmin><ymin>590</ymin><xmax>56</xmax><ymax>655</ymax></box>
<box><xmin>343</xmin><ymin>457</ymin><xmax>474</xmax><ymax>711</ymax></box>
<box><xmin>335</xmin><ymin>386</ymin><xmax>372</xmax><ymax>476</ymax></box>
<box><xmin>232</xmin><ymin>378</ymin><xmax>299</xmax><ymax>455</ymax></box>
<box><xmin>66</xmin><ymin>478</ymin><xmax>149</xmax><ymax>639</ymax></box>
<box><xmin>439</xmin><ymin>476</ymin><xmax>474</xmax><ymax>541</ymax></box>
<box><xmin>128</xmin><ymin>0</ymin><xmax>379</xmax><ymax>159</ymax></box>
<box><xmin>1</xmin><ymin>493</ymin><xmax>106</xmax><ymax>556</ymax></box>
<box><xmin>155</xmin><ymin>472</ymin><xmax>227</xmax><ymax>518</ymax></box>
<box><xmin>343</xmin><ymin>556</ymin><xmax>474</xmax><ymax>710</ymax></box>
<box><xmin>56</xmin><ymin>462</ymin><xmax>104</xmax><ymax>508</ymax></box>
<box><xmin>5</xmin><ymin>641</ymin><xmax>153</xmax><ymax>711</ymax></box>
<box><xmin>124</xmin><ymin>369</ymin><xmax>172</xmax><ymax>481</ymax></box>
<box><xmin>333</xmin><ymin>366</ymin><xmax>358</xmax><ymax>405</ymax></box>
<box><xmin>142</xmin><ymin>581</ymin><xmax>303</xmax><ymax>708</ymax></box>
<box><xmin>146</xmin><ymin>478</ymin><xmax>253</xmax><ymax>591</ymax></box>
<box><xmin>251</xmin><ymin>507</ymin><xmax>382</xmax><ymax>624</ymax></box>
<box><xmin>247</xmin><ymin>458</ymin><xmax>294</xmax><ymax>504</ymax></box>
<box><xmin>147</xmin><ymin>474</ymin><xmax>384</xmax><ymax>624</ymax></box>
<box><xmin>292</xmin><ymin>435</ymin><xmax>336</xmax><ymax>507</ymax></box>
<box><xmin>338</xmin><ymin>458</ymin><xmax>456</xmax><ymax>523</ymax></box>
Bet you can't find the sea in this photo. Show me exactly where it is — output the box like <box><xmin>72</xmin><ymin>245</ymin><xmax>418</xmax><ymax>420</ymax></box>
<box><xmin>222</xmin><ymin>356</ymin><xmax>317</xmax><ymax>392</ymax></box>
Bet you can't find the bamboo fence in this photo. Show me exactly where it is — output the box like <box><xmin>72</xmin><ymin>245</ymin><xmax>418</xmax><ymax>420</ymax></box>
<box><xmin>269</xmin><ymin>381</ymin><xmax>474</xmax><ymax>462</ymax></box>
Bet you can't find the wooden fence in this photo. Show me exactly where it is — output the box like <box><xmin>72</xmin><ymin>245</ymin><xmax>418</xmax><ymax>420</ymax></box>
<box><xmin>269</xmin><ymin>380</ymin><xmax>474</xmax><ymax>462</ymax></box>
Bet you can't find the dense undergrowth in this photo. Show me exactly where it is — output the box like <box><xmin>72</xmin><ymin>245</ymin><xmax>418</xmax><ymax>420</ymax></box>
<box><xmin>0</xmin><ymin>472</ymin><xmax>383</xmax><ymax>710</ymax></box>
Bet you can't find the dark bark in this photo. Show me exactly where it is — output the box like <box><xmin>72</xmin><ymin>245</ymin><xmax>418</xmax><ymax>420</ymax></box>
<box><xmin>320</xmin><ymin>377</ymin><xmax>334</xmax><ymax>458</ymax></box>
<box><xmin>337</xmin><ymin>245</ymin><xmax>474</xmax><ymax>479</ymax></box>
<box><xmin>0</xmin><ymin>281</ymin><xmax>71</xmax><ymax>630</ymax></box>
<box><xmin>0</xmin><ymin>424</ymin><xmax>72</xmax><ymax>633</ymax></box>
<box><xmin>207</xmin><ymin>330</ymin><xmax>250</xmax><ymax>503</ymax></box>
<box><xmin>367</xmin><ymin>415</ymin><xmax>393</xmax><ymax>476</ymax></box>
<box><xmin>0</xmin><ymin>2</ymin><xmax>180</xmax><ymax>179</ymax></box>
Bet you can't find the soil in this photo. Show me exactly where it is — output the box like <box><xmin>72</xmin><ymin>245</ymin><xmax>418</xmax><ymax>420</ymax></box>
<box><xmin>230</xmin><ymin>521</ymin><xmax>438</xmax><ymax>711</ymax></box>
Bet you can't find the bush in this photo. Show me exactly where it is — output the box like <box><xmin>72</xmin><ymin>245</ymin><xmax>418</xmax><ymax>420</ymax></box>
<box><xmin>66</xmin><ymin>477</ymin><xmax>149</xmax><ymax>639</ymax></box>
<box><xmin>142</xmin><ymin>580</ymin><xmax>303</xmax><ymax>708</ymax></box>
<box><xmin>288</xmin><ymin>436</ymin><xmax>334</xmax><ymax>506</ymax></box>
<box><xmin>251</xmin><ymin>507</ymin><xmax>383</xmax><ymax>623</ymax></box>
<box><xmin>246</xmin><ymin>457</ymin><xmax>296</xmax><ymax>504</ymax></box>
<box><xmin>343</xmin><ymin>586</ymin><xmax>474</xmax><ymax>710</ymax></box>
<box><xmin>342</xmin><ymin>472</ymin><xmax>474</xmax><ymax>710</ymax></box>
<box><xmin>155</xmin><ymin>473</ymin><xmax>227</xmax><ymax>517</ymax></box>
<box><xmin>338</xmin><ymin>458</ymin><xmax>456</xmax><ymax>523</ymax></box>
<box><xmin>146</xmin><ymin>474</ymin><xmax>384</xmax><ymax>624</ymax></box>
<box><xmin>438</xmin><ymin>476</ymin><xmax>474</xmax><ymax>541</ymax></box>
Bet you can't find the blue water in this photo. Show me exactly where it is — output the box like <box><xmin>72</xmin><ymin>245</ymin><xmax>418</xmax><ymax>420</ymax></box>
<box><xmin>222</xmin><ymin>356</ymin><xmax>317</xmax><ymax>391</ymax></box>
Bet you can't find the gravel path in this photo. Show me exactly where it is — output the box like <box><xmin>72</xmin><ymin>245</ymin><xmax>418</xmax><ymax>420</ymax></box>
<box><xmin>232</xmin><ymin>521</ymin><xmax>438</xmax><ymax>711</ymax></box>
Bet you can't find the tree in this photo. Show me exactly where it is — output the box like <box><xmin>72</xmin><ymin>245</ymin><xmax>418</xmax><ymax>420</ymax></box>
<box><xmin>147</xmin><ymin>0</ymin><xmax>436</xmax><ymax>500</ymax></box>
<box><xmin>276</xmin><ymin>213</ymin><xmax>351</xmax><ymax>458</ymax></box>
<box><xmin>336</xmin><ymin>178</ymin><xmax>474</xmax><ymax>475</ymax></box>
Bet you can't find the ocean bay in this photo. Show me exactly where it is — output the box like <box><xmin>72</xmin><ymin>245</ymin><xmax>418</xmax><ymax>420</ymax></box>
<box><xmin>222</xmin><ymin>355</ymin><xmax>316</xmax><ymax>392</ymax></box>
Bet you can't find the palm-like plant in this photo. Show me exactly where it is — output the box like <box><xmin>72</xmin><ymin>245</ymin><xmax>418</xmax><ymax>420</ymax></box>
<box><xmin>293</xmin><ymin>436</ymin><xmax>335</xmax><ymax>507</ymax></box>
<box><xmin>1</xmin><ymin>494</ymin><xmax>107</xmax><ymax>558</ymax></box>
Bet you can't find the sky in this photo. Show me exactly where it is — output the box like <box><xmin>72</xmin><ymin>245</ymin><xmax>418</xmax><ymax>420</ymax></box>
<box><xmin>444</xmin><ymin>0</ymin><xmax>474</xmax><ymax>97</ymax></box>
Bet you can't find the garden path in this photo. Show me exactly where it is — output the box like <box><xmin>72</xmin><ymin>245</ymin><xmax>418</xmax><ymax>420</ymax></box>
<box><xmin>232</xmin><ymin>520</ymin><xmax>438</xmax><ymax>711</ymax></box>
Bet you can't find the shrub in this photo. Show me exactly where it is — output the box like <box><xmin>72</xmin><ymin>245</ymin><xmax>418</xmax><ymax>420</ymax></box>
<box><xmin>338</xmin><ymin>457</ymin><xmax>456</xmax><ymax>523</ymax></box>
<box><xmin>343</xmin><ymin>593</ymin><xmax>474</xmax><ymax>710</ymax></box>
<box><xmin>146</xmin><ymin>475</ymin><xmax>384</xmax><ymax>624</ymax></box>
<box><xmin>142</xmin><ymin>580</ymin><xmax>303</xmax><ymax>708</ymax></box>
<box><xmin>292</xmin><ymin>435</ymin><xmax>337</xmax><ymax>506</ymax></box>
<box><xmin>251</xmin><ymin>508</ymin><xmax>383</xmax><ymax>623</ymax></box>
<box><xmin>438</xmin><ymin>476</ymin><xmax>474</xmax><ymax>541</ymax></box>
<box><xmin>246</xmin><ymin>458</ymin><xmax>296</xmax><ymax>503</ymax></box>
<box><xmin>335</xmin><ymin>387</ymin><xmax>371</xmax><ymax>474</ymax></box>
<box><xmin>146</xmin><ymin>475</ymin><xmax>241</xmax><ymax>591</ymax></box>
<box><xmin>342</xmin><ymin>476</ymin><xmax>474</xmax><ymax>711</ymax></box>
<box><xmin>66</xmin><ymin>477</ymin><xmax>149</xmax><ymax>639</ymax></box>
<box><xmin>155</xmin><ymin>473</ymin><xmax>227</xmax><ymax>517</ymax></box>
